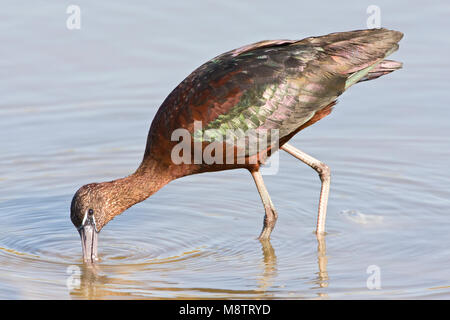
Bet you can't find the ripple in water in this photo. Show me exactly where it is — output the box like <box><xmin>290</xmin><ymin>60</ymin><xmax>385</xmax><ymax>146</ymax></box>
<box><xmin>339</xmin><ymin>209</ymin><xmax>384</xmax><ymax>225</ymax></box>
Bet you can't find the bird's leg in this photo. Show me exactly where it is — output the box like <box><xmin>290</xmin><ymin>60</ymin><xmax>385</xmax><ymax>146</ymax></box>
<box><xmin>280</xmin><ymin>143</ymin><xmax>330</xmax><ymax>235</ymax></box>
<box><xmin>251</xmin><ymin>170</ymin><xmax>278</xmax><ymax>240</ymax></box>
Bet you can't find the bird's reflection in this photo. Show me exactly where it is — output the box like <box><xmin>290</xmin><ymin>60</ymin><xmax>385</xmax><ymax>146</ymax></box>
<box><xmin>257</xmin><ymin>239</ymin><xmax>278</xmax><ymax>292</ymax></box>
<box><xmin>315</xmin><ymin>233</ymin><xmax>329</xmax><ymax>289</ymax></box>
<box><xmin>69</xmin><ymin>234</ymin><xmax>330</xmax><ymax>298</ymax></box>
<box><xmin>69</xmin><ymin>262</ymin><xmax>149</xmax><ymax>299</ymax></box>
<box><xmin>69</xmin><ymin>263</ymin><xmax>107</xmax><ymax>299</ymax></box>
<box><xmin>257</xmin><ymin>233</ymin><xmax>329</xmax><ymax>296</ymax></box>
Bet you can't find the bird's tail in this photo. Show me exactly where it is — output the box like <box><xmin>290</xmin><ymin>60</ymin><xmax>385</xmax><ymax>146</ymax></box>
<box><xmin>356</xmin><ymin>59</ymin><xmax>403</xmax><ymax>83</ymax></box>
<box><xmin>309</xmin><ymin>28</ymin><xmax>403</xmax><ymax>89</ymax></box>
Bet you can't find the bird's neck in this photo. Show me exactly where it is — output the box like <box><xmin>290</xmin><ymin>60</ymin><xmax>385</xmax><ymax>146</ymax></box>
<box><xmin>103</xmin><ymin>159</ymin><xmax>172</xmax><ymax>219</ymax></box>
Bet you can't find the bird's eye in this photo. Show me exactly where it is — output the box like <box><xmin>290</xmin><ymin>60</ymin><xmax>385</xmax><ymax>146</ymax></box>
<box><xmin>88</xmin><ymin>209</ymin><xmax>94</xmax><ymax>216</ymax></box>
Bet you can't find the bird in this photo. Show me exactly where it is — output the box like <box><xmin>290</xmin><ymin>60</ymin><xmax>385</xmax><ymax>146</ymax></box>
<box><xmin>71</xmin><ymin>28</ymin><xmax>403</xmax><ymax>263</ymax></box>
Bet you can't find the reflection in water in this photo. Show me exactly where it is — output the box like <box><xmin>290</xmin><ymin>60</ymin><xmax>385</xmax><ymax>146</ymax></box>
<box><xmin>259</xmin><ymin>235</ymin><xmax>330</xmax><ymax>298</ymax></box>
<box><xmin>316</xmin><ymin>234</ymin><xmax>329</xmax><ymax>289</ymax></box>
<box><xmin>258</xmin><ymin>239</ymin><xmax>278</xmax><ymax>293</ymax></box>
<box><xmin>70</xmin><ymin>264</ymin><xmax>143</xmax><ymax>299</ymax></box>
<box><xmin>313</xmin><ymin>234</ymin><xmax>329</xmax><ymax>299</ymax></box>
<box><xmin>69</xmin><ymin>235</ymin><xmax>330</xmax><ymax>299</ymax></box>
<box><xmin>70</xmin><ymin>264</ymin><xmax>106</xmax><ymax>299</ymax></box>
<box><xmin>70</xmin><ymin>263</ymin><xmax>159</xmax><ymax>299</ymax></box>
<box><xmin>71</xmin><ymin>263</ymin><xmax>152</xmax><ymax>299</ymax></box>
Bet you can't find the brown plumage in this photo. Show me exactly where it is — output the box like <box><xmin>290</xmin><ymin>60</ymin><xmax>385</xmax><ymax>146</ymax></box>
<box><xmin>71</xmin><ymin>28</ymin><xmax>403</xmax><ymax>263</ymax></box>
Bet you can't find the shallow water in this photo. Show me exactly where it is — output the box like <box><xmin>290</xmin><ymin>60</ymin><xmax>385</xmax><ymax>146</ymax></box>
<box><xmin>1</xmin><ymin>1</ymin><xmax>450</xmax><ymax>299</ymax></box>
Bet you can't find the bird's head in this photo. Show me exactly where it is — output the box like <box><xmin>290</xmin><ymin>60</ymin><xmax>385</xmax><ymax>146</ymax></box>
<box><xmin>70</xmin><ymin>170</ymin><xmax>168</xmax><ymax>263</ymax></box>
<box><xmin>70</xmin><ymin>183</ymin><xmax>112</xmax><ymax>263</ymax></box>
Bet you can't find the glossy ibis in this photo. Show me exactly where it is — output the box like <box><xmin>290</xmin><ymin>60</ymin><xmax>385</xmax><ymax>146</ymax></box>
<box><xmin>71</xmin><ymin>28</ymin><xmax>403</xmax><ymax>263</ymax></box>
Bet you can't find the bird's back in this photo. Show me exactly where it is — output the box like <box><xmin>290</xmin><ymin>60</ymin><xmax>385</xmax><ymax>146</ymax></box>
<box><xmin>140</xmin><ymin>28</ymin><xmax>403</xmax><ymax>175</ymax></box>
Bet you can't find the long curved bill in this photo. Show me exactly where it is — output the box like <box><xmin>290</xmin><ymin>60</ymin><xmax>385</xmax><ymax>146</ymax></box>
<box><xmin>78</xmin><ymin>218</ymin><xmax>99</xmax><ymax>263</ymax></box>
